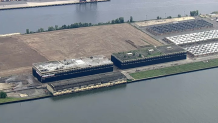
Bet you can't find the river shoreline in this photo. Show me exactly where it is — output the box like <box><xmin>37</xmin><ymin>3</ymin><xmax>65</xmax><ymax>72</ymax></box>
<box><xmin>1</xmin><ymin>61</ymin><xmax>218</xmax><ymax>105</ymax></box>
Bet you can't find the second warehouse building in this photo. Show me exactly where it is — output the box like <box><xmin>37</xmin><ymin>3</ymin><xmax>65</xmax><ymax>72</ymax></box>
<box><xmin>111</xmin><ymin>44</ymin><xmax>187</xmax><ymax>69</ymax></box>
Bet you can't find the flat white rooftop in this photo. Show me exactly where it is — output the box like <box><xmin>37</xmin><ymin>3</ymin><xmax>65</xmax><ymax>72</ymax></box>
<box><xmin>33</xmin><ymin>55</ymin><xmax>113</xmax><ymax>74</ymax></box>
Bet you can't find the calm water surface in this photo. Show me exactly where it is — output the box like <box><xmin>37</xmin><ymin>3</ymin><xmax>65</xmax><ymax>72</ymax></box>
<box><xmin>1</xmin><ymin>0</ymin><xmax>218</xmax><ymax>34</ymax></box>
<box><xmin>1</xmin><ymin>68</ymin><xmax>218</xmax><ymax>123</ymax></box>
<box><xmin>1</xmin><ymin>0</ymin><xmax>218</xmax><ymax>122</ymax></box>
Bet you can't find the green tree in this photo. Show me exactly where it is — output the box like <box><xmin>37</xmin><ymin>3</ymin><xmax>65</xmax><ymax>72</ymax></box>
<box><xmin>0</xmin><ymin>91</ymin><xmax>7</xmax><ymax>98</ymax></box>
<box><xmin>67</xmin><ymin>25</ymin><xmax>70</xmax><ymax>29</ymax></box>
<box><xmin>55</xmin><ymin>25</ymin><xmax>59</xmax><ymax>30</ymax></box>
<box><xmin>115</xmin><ymin>18</ymin><xmax>120</xmax><ymax>23</ymax></box>
<box><xmin>167</xmin><ymin>16</ymin><xmax>172</xmax><ymax>19</ymax></box>
<box><xmin>37</xmin><ymin>29</ymin><xmax>41</xmax><ymax>33</ymax></box>
<box><xmin>84</xmin><ymin>23</ymin><xmax>89</xmax><ymax>27</ymax></box>
<box><xmin>190</xmin><ymin>10</ymin><xmax>199</xmax><ymax>16</ymax></box>
<box><xmin>62</xmin><ymin>25</ymin><xmax>67</xmax><ymax>29</ymax></box>
<box><xmin>157</xmin><ymin>16</ymin><xmax>160</xmax><ymax>20</ymax></box>
<box><xmin>119</xmin><ymin>17</ymin><xmax>124</xmax><ymax>23</ymax></box>
<box><xmin>73</xmin><ymin>23</ymin><xmax>79</xmax><ymax>28</ymax></box>
<box><xmin>111</xmin><ymin>20</ymin><xmax>115</xmax><ymax>24</ymax></box>
<box><xmin>48</xmin><ymin>26</ymin><xmax>55</xmax><ymax>31</ymax></box>
<box><xmin>178</xmin><ymin>14</ymin><xmax>181</xmax><ymax>18</ymax></box>
<box><xmin>38</xmin><ymin>28</ymin><xmax>44</xmax><ymax>32</ymax></box>
<box><xmin>26</xmin><ymin>29</ymin><xmax>30</xmax><ymax>34</ymax></box>
<box><xmin>78</xmin><ymin>22</ymin><xmax>82</xmax><ymax>27</ymax></box>
<box><xmin>130</xmin><ymin>16</ymin><xmax>133</xmax><ymax>22</ymax></box>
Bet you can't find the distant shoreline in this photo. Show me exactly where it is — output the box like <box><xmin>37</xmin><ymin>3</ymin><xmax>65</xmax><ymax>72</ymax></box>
<box><xmin>0</xmin><ymin>0</ymin><xmax>110</xmax><ymax>10</ymax></box>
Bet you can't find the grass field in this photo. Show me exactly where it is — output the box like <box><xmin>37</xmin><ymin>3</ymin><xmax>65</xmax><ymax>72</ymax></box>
<box><xmin>130</xmin><ymin>58</ymin><xmax>218</xmax><ymax>80</ymax></box>
<box><xmin>0</xmin><ymin>97</ymin><xmax>25</xmax><ymax>104</ymax></box>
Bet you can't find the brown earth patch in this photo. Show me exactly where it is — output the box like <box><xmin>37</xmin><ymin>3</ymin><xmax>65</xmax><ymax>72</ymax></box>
<box><xmin>0</xmin><ymin>37</ymin><xmax>47</xmax><ymax>77</ymax></box>
<box><xmin>17</xmin><ymin>23</ymin><xmax>161</xmax><ymax>61</ymax></box>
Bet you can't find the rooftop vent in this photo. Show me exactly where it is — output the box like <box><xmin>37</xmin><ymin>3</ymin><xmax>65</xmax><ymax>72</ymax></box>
<box><xmin>167</xmin><ymin>46</ymin><xmax>173</xmax><ymax>50</ymax></box>
<box><xmin>127</xmin><ymin>53</ymin><xmax>133</xmax><ymax>55</ymax></box>
<box><xmin>148</xmin><ymin>49</ymin><xmax>154</xmax><ymax>52</ymax></box>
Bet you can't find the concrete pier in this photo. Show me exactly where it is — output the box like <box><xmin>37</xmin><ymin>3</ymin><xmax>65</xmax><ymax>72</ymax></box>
<box><xmin>0</xmin><ymin>0</ymin><xmax>109</xmax><ymax>10</ymax></box>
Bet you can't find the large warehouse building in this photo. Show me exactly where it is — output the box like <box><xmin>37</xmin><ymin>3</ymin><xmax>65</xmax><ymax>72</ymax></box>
<box><xmin>46</xmin><ymin>72</ymin><xmax>127</xmax><ymax>96</ymax></box>
<box><xmin>111</xmin><ymin>44</ymin><xmax>186</xmax><ymax>69</ymax></box>
<box><xmin>32</xmin><ymin>55</ymin><xmax>113</xmax><ymax>83</ymax></box>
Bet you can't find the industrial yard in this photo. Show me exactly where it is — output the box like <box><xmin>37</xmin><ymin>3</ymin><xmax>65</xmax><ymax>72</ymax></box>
<box><xmin>127</xmin><ymin>15</ymin><xmax>218</xmax><ymax>80</ymax></box>
<box><xmin>0</xmin><ymin>23</ymin><xmax>160</xmax><ymax>77</ymax></box>
<box><xmin>2</xmin><ymin>14</ymin><xmax>218</xmax><ymax>103</ymax></box>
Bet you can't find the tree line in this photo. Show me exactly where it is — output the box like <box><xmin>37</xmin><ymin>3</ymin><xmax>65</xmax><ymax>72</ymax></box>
<box><xmin>26</xmin><ymin>10</ymin><xmax>199</xmax><ymax>34</ymax></box>
<box><xmin>156</xmin><ymin>10</ymin><xmax>199</xmax><ymax>20</ymax></box>
<box><xmin>26</xmin><ymin>16</ymin><xmax>134</xmax><ymax>34</ymax></box>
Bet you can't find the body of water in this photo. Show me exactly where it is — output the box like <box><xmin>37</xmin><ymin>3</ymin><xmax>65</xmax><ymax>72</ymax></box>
<box><xmin>1</xmin><ymin>0</ymin><xmax>218</xmax><ymax>34</ymax></box>
<box><xmin>1</xmin><ymin>0</ymin><xmax>218</xmax><ymax>122</ymax></box>
<box><xmin>1</xmin><ymin>68</ymin><xmax>218</xmax><ymax>123</ymax></box>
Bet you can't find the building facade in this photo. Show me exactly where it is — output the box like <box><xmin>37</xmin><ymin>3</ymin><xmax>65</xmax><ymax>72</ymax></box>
<box><xmin>111</xmin><ymin>45</ymin><xmax>187</xmax><ymax>69</ymax></box>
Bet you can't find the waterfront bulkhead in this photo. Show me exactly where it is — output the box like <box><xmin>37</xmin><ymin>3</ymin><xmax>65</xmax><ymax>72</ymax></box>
<box><xmin>111</xmin><ymin>44</ymin><xmax>187</xmax><ymax>69</ymax></box>
<box><xmin>32</xmin><ymin>55</ymin><xmax>113</xmax><ymax>83</ymax></box>
<box><xmin>46</xmin><ymin>72</ymin><xmax>127</xmax><ymax>96</ymax></box>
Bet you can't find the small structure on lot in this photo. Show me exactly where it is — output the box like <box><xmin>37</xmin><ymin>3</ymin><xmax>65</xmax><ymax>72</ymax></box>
<box><xmin>111</xmin><ymin>44</ymin><xmax>186</xmax><ymax>69</ymax></box>
<box><xmin>32</xmin><ymin>55</ymin><xmax>113</xmax><ymax>83</ymax></box>
<box><xmin>46</xmin><ymin>72</ymin><xmax>127</xmax><ymax>96</ymax></box>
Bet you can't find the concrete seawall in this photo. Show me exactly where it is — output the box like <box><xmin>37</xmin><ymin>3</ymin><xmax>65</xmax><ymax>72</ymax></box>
<box><xmin>0</xmin><ymin>0</ymin><xmax>110</xmax><ymax>10</ymax></box>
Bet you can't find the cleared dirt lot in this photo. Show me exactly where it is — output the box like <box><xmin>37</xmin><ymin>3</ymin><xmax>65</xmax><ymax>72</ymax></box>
<box><xmin>0</xmin><ymin>37</ymin><xmax>47</xmax><ymax>76</ymax></box>
<box><xmin>17</xmin><ymin>23</ymin><xmax>161</xmax><ymax>60</ymax></box>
